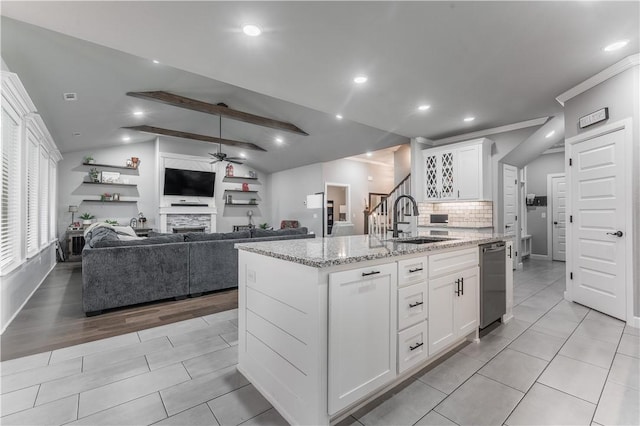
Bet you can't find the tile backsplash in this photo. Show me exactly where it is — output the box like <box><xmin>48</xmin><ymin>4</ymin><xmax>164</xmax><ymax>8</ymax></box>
<box><xmin>418</xmin><ymin>201</ymin><xmax>493</xmax><ymax>228</ymax></box>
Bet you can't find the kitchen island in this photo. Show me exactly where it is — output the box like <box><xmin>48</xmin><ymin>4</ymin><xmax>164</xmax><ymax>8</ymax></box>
<box><xmin>235</xmin><ymin>232</ymin><xmax>513</xmax><ymax>425</ymax></box>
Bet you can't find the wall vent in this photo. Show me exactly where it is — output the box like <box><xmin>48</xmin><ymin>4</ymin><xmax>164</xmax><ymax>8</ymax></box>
<box><xmin>63</xmin><ymin>93</ymin><xmax>78</xmax><ymax>101</ymax></box>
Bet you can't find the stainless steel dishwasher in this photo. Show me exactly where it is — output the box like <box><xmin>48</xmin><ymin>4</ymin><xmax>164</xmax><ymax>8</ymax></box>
<box><xmin>479</xmin><ymin>242</ymin><xmax>506</xmax><ymax>328</ymax></box>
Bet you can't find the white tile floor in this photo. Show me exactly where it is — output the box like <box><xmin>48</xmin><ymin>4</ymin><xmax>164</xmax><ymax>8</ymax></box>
<box><xmin>1</xmin><ymin>260</ymin><xmax>638</xmax><ymax>425</ymax></box>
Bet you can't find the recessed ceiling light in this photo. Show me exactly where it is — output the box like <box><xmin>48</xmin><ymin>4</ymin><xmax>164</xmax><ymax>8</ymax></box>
<box><xmin>336</xmin><ymin>114</ymin><xmax>343</xmax><ymax>120</ymax></box>
<box><xmin>242</xmin><ymin>24</ymin><xmax>262</xmax><ymax>37</ymax></box>
<box><xmin>545</xmin><ymin>130</ymin><xmax>556</xmax><ymax>138</ymax></box>
<box><xmin>122</xmin><ymin>136</ymin><xmax>131</xmax><ymax>142</ymax></box>
<box><xmin>133</xmin><ymin>110</ymin><xmax>144</xmax><ymax>116</ymax></box>
<box><xmin>275</xmin><ymin>137</ymin><xmax>283</xmax><ymax>144</ymax></box>
<box><xmin>152</xmin><ymin>59</ymin><xmax>160</xmax><ymax>64</ymax></box>
<box><xmin>603</xmin><ymin>40</ymin><xmax>629</xmax><ymax>52</ymax></box>
<box><xmin>418</xmin><ymin>104</ymin><xmax>431</xmax><ymax>111</ymax></box>
<box><xmin>463</xmin><ymin>117</ymin><xmax>475</xmax><ymax>122</ymax></box>
<box><xmin>353</xmin><ymin>75</ymin><xmax>368</xmax><ymax>84</ymax></box>
<box><xmin>240</xmin><ymin>152</ymin><xmax>246</xmax><ymax>158</ymax></box>
<box><xmin>366</xmin><ymin>152</ymin><xmax>372</xmax><ymax>157</ymax></box>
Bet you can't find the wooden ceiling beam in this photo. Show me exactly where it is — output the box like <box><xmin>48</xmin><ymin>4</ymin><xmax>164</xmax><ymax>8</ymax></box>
<box><xmin>126</xmin><ymin>91</ymin><xmax>309</xmax><ymax>136</ymax></box>
<box><xmin>123</xmin><ymin>125</ymin><xmax>267</xmax><ymax>152</ymax></box>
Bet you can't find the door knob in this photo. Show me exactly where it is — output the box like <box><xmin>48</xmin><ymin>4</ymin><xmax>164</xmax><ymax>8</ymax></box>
<box><xmin>606</xmin><ymin>231</ymin><xmax>624</xmax><ymax>237</ymax></box>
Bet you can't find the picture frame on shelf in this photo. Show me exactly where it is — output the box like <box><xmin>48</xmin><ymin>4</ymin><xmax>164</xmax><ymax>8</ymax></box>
<box><xmin>101</xmin><ymin>171</ymin><xmax>120</xmax><ymax>183</ymax></box>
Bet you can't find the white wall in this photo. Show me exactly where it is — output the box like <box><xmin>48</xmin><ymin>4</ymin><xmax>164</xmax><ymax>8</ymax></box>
<box><xmin>564</xmin><ymin>64</ymin><xmax>639</xmax><ymax>318</ymax></box>
<box><xmin>525</xmin><ymin>152</ymin><xmax>565</xmax><ymax>256</ymax></box>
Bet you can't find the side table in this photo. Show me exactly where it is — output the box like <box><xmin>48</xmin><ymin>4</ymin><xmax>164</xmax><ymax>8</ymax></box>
<box><xmin>66</xmin><ymin>229</ymin><xmax>85</xmax><ymax>262</ymax></box>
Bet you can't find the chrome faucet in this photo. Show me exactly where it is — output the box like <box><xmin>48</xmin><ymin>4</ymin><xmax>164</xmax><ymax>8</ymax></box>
<box><xmin>392</xmin><ymin>195</ymin><xmax>420</xmax><ymax>238</ymax></box>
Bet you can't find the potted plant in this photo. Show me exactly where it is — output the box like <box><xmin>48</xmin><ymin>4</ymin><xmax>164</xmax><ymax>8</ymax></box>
<box><xmin>80</xmin><ymin>213</ymin><xmax>95</xmax><ymax>226</ymax></box>
<box><xmin>88</xmin><ymin>168</ymin><xmax>100</xmax><ymax>183</ymax></box>
<box><xmin>105</xmin><ymin>219</ymin><xmax>118</xmax><ymax>226</ymax></box>
<box><xmin>101</xmin><ymin>192</ymin><xmax>112</xmax><ymax>201</ymax></box>
<box><xmin>85</xmin><ymin>155</ymin><xmax>95</xmax><ymax>164</ymax></box>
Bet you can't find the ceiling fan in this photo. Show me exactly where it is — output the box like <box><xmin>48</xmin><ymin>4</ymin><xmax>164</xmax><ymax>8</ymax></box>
<box><xmin>209</xmin><ymin>115</ymin><xmax>244</xmax><ymax>164</ymax></box>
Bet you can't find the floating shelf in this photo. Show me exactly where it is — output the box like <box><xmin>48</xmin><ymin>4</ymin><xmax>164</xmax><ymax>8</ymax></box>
<box><xmin>223</xmin><ymin>189</ymin><xmax>258</xmax><ymax>194</ymax></box>
<box><xmin>225</xmin><ymin>203</ymin><xmax>259</xmax><ymax>206</ymax></box>
<box><xmin>222</xmin><ymin>176</ymin><xmax>259</xmax><ymax>182</ymax></box>
<box><xmin>82</xmin><ymin>162</ymin><xmax>139</xmax><ymax>174</ymax></box>
<box><xmin>82</xmin><ymin>199</ymin><xmax>137</xmax><ymax>204</ymax></box>
<box><xmin>82</xmin><ymin>182</ymin><xmax>137</xmax><ymax>187</ymax></box>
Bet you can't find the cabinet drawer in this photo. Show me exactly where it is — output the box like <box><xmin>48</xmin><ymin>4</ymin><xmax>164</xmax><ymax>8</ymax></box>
<box><xmin>330</xmin><ymin>262</ymin><xmax>396</xmax><ymax>286</ymax></box>
<box><xmin>398</xmin><ymin>282</ymin><xmax>427</xmax><ymax>331</ymax></box>
<box><xmin>398</xmin><ymin>321</ymin><xmax>428</xmax><ymax>374</ymax></box>
<box><xmin>429</xmin><ymin>247</ymin><xmax>478</xmax><ymax>278</ymax></box>
<box><xmin>397</xmin><ymin>257</ymin><xmax>427</xmax><ymax>287</ymax></box>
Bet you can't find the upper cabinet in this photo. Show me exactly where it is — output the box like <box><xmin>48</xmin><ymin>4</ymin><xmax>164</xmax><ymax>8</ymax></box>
<box><xmin>422</xmin><ymin>138</ymin><xmax>492</xmax><ymax>202</ymax></box>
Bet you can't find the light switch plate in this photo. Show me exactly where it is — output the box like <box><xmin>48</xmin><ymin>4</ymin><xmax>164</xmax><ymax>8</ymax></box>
<box><xmin>541</xmin><ymin>212</ymin><xmax>546</xmax><ymax>218</ymax></box>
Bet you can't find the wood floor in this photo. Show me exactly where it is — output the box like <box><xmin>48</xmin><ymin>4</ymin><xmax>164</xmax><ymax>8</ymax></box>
<box><xmin>0</xmin><ymin>262</ymin><xmax>238</xmax><ymax>361</ymax></box>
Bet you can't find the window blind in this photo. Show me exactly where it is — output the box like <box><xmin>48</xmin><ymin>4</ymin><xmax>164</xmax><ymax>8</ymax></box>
<box><xmin>49</xmin><ymin>159</ymin><xmax>57</xmax><ymax>242</ymax></box>
<box><xmin>26</xmin><ymin>131</ymin><xmax>39</xmax><ymax>257</ymax></box>
<box><xmin>0</xmin><ymin>105</ymin><xmax>21</xmax><ymax>272</ymax></box>
<box><xmin>39</xmin><ymin>147</ymin><xmax>49</xmax><ymax>248</ymax></box>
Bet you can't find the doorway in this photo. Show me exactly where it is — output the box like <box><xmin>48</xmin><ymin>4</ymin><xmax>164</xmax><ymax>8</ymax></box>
<box><xmin>325</xmin><ymin>183</ymin><xmax>350</xmax><ymax>236</ymax></box>
<box><xmin>547</xmin><ymin>173</ymin><xmax>566</xmax><ymax>261</ymax></box>
<box><xmin>503</xmin><ymin>164</ymin><xmax>518</xmax><ymax>269</ymax></box>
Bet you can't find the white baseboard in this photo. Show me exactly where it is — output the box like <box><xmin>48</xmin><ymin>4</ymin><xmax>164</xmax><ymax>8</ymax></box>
<box><xmin>529</xmin><ymin>254</ymin><xmax>551</xmax><ymax>261</ymax></box>
<box><xmin>627</xmin><ymin>316</ymin><xmax>640</xmax><ymax>329</ymax></box>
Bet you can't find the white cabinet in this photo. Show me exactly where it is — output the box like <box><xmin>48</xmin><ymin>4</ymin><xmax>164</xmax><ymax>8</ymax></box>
<box><xmin>428</xmin><ymin>249</ymin><xmax>479</xmax><ymax>356</ymax></box>
<box><xmin>396</xmin><ymin>257</ymin><xmax>428</xmax><ymax>373</ymax></box>
<box><xmin>422</xmin><ymin>138</ymin><xmax>492</xmax><ymax>201</ymax></box>
<box><xmin>328</xmin><ymin>262</ymin><xmax>397</xmax><ymax>414</ymax></box>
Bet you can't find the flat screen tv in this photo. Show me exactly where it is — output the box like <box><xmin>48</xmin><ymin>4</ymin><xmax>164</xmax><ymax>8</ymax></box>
<box><xmin>163</xmin><ymin>168</ymin><xmax>215</xmax><ymax>197</ymax></box>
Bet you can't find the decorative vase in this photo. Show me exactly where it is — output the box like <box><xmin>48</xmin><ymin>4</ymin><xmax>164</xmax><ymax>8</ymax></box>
<box><xmin>131</xmin><ymin>157</ymin><xmax>139</xmax><ymax>169</ymax></box>
<box><xmin>83</xmin><ymin>219</ymin><xmax>92</xmax><ymax>226</ymax></box>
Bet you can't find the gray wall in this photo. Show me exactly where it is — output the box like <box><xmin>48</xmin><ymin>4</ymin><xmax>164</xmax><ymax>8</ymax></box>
<box><xmin>525</xmin><ymin>152</ymin><xmax>565</xmax><ymax>256</ymax></box>
<box><xmin>323</xmin><ymin>159</ymin><xmax>394</xmax><ymax>235</ymax></box>
<box><xmin>57</xmin><ymin>140</ymin><xmax>157</xmax><ymax>238</ymax></box>
<box><xmin>268</xmin><ymin>163</ymin><xmax>324</xmax><ymax>236</ymax></box>
<box><xmin>394</xmin><ymin>144</ymin><xmax>411</xmax><ymax>185</ymax></box>
<box><xmin>564</xmin><ymin>64</ymin><xmax>639</xmax><ymax>317</ymax></box>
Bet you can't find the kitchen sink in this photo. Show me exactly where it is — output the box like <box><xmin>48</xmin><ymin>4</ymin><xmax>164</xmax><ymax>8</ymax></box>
<box><xmin>398</xmin><ymin>237</ymin><xmax>454</xmax><ymax>244</ymax></box>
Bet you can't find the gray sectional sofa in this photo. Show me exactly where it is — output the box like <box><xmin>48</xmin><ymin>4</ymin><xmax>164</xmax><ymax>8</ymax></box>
<box><xmin>81</xmin><ymin>227</ymin><xmax>313</xmax><ymax>316</ymax></box>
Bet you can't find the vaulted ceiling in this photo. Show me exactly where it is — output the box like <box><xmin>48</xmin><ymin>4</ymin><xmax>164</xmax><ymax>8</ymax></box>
<box><xmin>1</xmin><ymin>2</ymin><xmax>638</xmax><ymax>173</ymax></box>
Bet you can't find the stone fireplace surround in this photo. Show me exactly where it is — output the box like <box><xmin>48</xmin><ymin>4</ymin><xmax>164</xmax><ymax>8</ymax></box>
<box><xmin>159</xmin><ymin>206</ymin><xmax>217</xmax><ymax>233</ymax></box>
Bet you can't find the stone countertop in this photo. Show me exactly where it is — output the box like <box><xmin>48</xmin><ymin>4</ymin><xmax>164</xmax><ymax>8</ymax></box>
<box><xmin>235</xmin><ymin>231</ymin><xmax>512</xmax><ymax>268</ymax></box>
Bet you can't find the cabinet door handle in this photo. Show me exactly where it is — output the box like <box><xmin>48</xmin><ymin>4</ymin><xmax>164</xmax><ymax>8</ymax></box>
<box><xmin>409</xmin><ymin>301</ymin><xmax>423</xmax><ymax>308</ymax></box>
<box><xmin>362</xmin><ymin>270</ymin><xmax>381</xmax><ymax>277</ymax></box>
<box><xmin>461</xmin><ymin>277</ymin><xmax>464</xmax><ymax>296</ymax></box>
<box><xmin>508</xmin><ymin>245</ymin><xmax>512</xmax><ymax>258</ymax></box>
<box><xmin>457</xmin><ymin>190</ymin><xmax>460</xmax><ymax>198</ymax></box>
<box><xmin>408</xmin><ymin>267</ymin><xmax>423</xmax><ymax>273</ymax></box>
<box><xmin>409</xmin><ymin>342</ymin><xmax>424</xmax><ymax>351</ymax></box>
<box><xmin>455</xmin><ymin>279</ymin><xmax>461</xmax><ymax>296</ymax></box>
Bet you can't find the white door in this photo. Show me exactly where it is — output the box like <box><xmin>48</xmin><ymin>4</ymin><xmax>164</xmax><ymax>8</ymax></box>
<box><xmin>423</xmin><ymin>150</ymin><xmax>440</xmax><ymax>200</ymax></box>
<box><xmin>503</xmin><ymin>164</ymin><xmax>517</xmax><ymax>236</ymax></box>
<box><xmin>570</xmin><ymin>129</ymin><xmax>626</xmax><ymax>320</ymax></box>
<box><xmin>439</xmin><ymin>150</ymin><xmax>457</xmax><ymax>200</ymax></box>
<box><xmin>551</xmin><ymin>175</ymin><xmax>567</xmax><ymax>261</ymax></box>
<box><xmin>455</xmin><ymin>267</ymin><xmax>479</xmax><ymax>337</ymax></box>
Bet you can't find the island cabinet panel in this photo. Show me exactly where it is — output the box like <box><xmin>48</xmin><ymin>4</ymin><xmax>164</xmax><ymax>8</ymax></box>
<box><xmin>429</xmin><ymin>247</ymin><xmax>478</xmax><ymax>278</ymax></box>
<box><xmin>398</xmin><ymin>282</ymin><xmax>428</xmax><ymax>331</ymax></box>
<box><xmin>455</xmin><ymin>267</ymin><xmax>479</xmax><ymax>337</ymax></box>
<box><xmin>398</xmin><ymin>321</ymin><xmax>429</xmax><ymax>373</ymax></box>
<box><xmin>238</xmin><ymin>251</ymin><xmax>328</xmax><ymax>425</ymax></box>
<box><xmin>398</xmin><ymin>257</ymin><xmax>428</xmax><ymax>286</ymax></box>
<box><xmin>328</xmin><ymin>262</ymin><xmax>397</xmax><ymax>415</ymax></box>
<box><xmin>427</xmin><ymin>272</ymin><xmax>457</xmax><ymax>354</ymax></box>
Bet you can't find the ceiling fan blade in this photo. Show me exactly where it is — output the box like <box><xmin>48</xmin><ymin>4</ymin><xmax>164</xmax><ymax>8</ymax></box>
<box><xmin>228</xmin><ymin>160</ymin><xmax>244</xmax><ymax>165</ymax></box>
<box><xmin>225</xmin><ymin>157</ymin><xmax>244</xmax><ymax>160</ymax></box>
<box><xmin>209</xmin><ymin>160</ymin><xmax>220</xmax><ymax>164</ymax></box>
